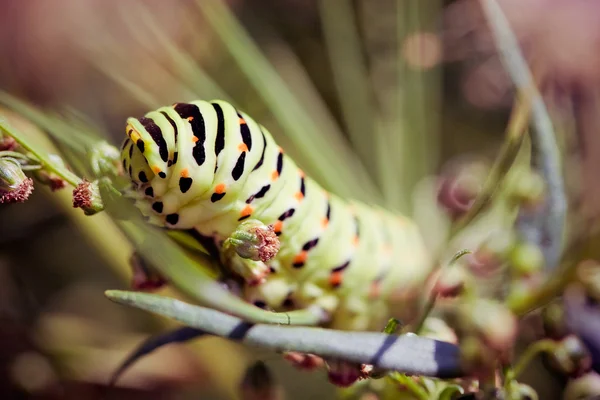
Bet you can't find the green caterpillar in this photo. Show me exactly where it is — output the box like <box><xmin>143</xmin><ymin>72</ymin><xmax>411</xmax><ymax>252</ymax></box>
<box><xmin>120</xmin><ymin>99</ymin><xmax>431</xmax><ymax>331</ymax></box>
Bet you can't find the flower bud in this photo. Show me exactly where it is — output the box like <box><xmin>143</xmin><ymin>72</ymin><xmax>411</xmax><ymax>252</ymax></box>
<box><xmin>541</xmin><ymin>301</ymin><xmax>569</xmax><ymax>340</ymax></box>
<box><xmin>72</xmin><ymin>179</ymin><xmax>104</xmax><ymax>215</ymax></box>
<box><xmin>458</xmin><ymin>299</ymin><xmax>517</xmax><ymax>358</ymax></box>
<box><xmin>326</xmin><ymin>359</ymin><xmax>363</xmax><ymax>387</ymax></box>
<box><xmin>129</xmin><ymin>252</ymin><xmax>167</xmax><ymax>291</ymax></box>
<box><xmin>547</xmin><ymin>335</ymin><xmax>592</xmax><ymax>378</ymax></box>
<box><xmin>563</xmin><ymin>372</ymin><xmax>600</xmax><ymax>400</ymax></box>
<box><xmin>89</xmin><ymin>141</ymin><xmax>121</xmax><ymax>177</ymax></box>
<box><xmin>226</xmin><ymin>219</ymin><xmax>280</xmax><ymax>262</ymax></box>
<box><xmin>507</xmin><ymin>169</ymin><xmax>546</xmax><ymax>210</ymax></box>
<box><xmin>509</xmin><ymin>241</ymin><xmax>545</xmax><ymax>277</ymax></box>
<box><xmin>0</xmin><ymin>157</ymin><xmax>33</xmax><ymax>203</ymax></box>
<box><xmin>0</xmin><ymin>134</ymin><xmax>16</xmax><ymax>151</ymax></box>
<box><xmin>576</xmin><ymin>260</ymin><xmax>600</xmax><ymax>302</ymax></box>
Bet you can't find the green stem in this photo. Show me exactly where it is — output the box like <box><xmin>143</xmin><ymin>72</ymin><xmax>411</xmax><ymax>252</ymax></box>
<box><xmin>411</xmin><ymin>249</ymin><xmax>472</xmax><ymax>334</ymax></box>
<box><xmin>450</xmin><ymin>92</ymin><xmax>532</xmax><ymax>238</ymax></box>
<box><xmin>0</xmin><ymin>120</ymin><xmax>82</xmax><ymax>187</ymax></box>
<box><xmin>509</xmin><ymin>339</ymin><xmax>556</xmax><ymax>379</ymax></box>
<box><xmin>0</xmin><ymin>151</ymin><xmax>32</xmax><ymax>160</ymax></box>
<box><xmin>388</xmin><ymin>372</ymin><xmax>429</xmax><ymax>400</ymax></box>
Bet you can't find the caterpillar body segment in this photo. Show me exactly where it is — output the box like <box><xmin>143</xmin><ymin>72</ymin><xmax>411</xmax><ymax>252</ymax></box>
<box><xmin>121</xmin><ymin>99</ymin><xmax>432</xmax><ymax>331</ymax></box>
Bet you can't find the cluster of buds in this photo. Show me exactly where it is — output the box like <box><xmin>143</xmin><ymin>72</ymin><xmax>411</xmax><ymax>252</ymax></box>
<box><xmin>455</xmin><ymin>299</ymin><xmax>518</xmax><ymax>378</ymax></box>
<box><xmin>221</xmin><ymin>219</ymin><xmax>280</xmax><ymax>285</ymax></box>
<box><xmin>0</xmin><ymin>157</ymin><xmax>34</xmax><ymax>204</ymax></box>
<box><xmin>72</xmin><ymin>179</ymin><xmax>104</xmax><ymax>216</ymax></box>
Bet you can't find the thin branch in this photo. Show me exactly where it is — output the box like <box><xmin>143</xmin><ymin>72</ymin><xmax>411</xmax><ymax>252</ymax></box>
<box><xmin>479</xmin><ymin>0</ymin><xmax>566</xmax><ymax>270</ymax></box>
<box><xmin>105</xmin><ymin>290</ymin><xmax>464</xmax><ymax>379</ymax></box>
<box><xmin>0</xmin><ymin>119</ymin><xmax>82</xmax><ymax>187</ymax></box>
<box><xmin>450</xmin><ymin>90</ymin><xmax>532</xmax><ymax>238</ymax></box>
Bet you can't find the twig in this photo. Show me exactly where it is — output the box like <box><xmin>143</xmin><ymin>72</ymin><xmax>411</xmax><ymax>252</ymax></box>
<box><xmin>479</xmin><ymin>0</ymin><xmax>566</xmax><ymax>270</ymax></box>
<box><xmin>0</xmin><ymin>119</ymin><xmax>82</xmax><ymax>187</ymax></box>
<box><xmin>105</xmin><ymin>289</ymin><xmax>465</xmax><ymax>379</ymax></box>
<box><xmin>450</xmin><ymin>88</ymin><xmax>532</xmax><ymax>238</ymax></box>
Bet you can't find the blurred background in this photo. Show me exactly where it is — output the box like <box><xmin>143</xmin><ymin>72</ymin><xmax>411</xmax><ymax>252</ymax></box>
<box><xmin>0</xmin><ymin>0</ymin><xmax>598</xmax><ymax>399</ymax></box>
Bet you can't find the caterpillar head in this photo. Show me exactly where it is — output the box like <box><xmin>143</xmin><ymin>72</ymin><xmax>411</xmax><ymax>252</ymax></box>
<box><xmin>120</xmin><ymin>119</ymin><xmax>157</xmax><ymax>187</ymax></box>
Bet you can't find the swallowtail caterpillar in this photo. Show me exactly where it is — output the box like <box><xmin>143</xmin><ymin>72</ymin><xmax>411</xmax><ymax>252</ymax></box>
<box><xmin>120</xmin><ymin>99</ymin><xmax>432</xmax><ymax>332</ymax></box>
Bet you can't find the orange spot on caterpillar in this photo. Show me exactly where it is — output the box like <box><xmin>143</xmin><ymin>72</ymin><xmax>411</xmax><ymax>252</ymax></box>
<box><xmin>299</xmin><ymin>169</ymin><xmax>305</xmax><ymax>178</ymax></box>
<box><xmin>152</xmin><ymin>166</ymin><xmax>161</xmax><ymax>174</ymax></box>
<box><xmin>239</xmin><ymin>117</ymin><xmax>246</xmax><ymax>125</ymax></box>
<box><xmin>240</xmin><ymin>205</ymin><xmax>253</xmax><ymax>218</ymax></box>
<box><xmin>295</xmin><ymin>192</ymin><xmax>304</xmax><ymax>201</ymax></box>
<box><xmin>271</xmin><ymin>171</ymin><xmax>279</xmax><ymax>181</ymax></box>
<box><xmin>238</xmin><ymin>143</ymin><xmax>248</xmax><ymax>152</ymax></box>
<box><xmin>192</xmin><ymin>136</ymin><xmax>199</xmax><ymax>143</ymax></box>
<box><xmin>353</xmin><ymin>236</ymin><xmax>359</xmax><ymax>246</ymax></box>
<box><xmin>214</xmin><ymin>183</ymin><xmax>226</xmax><ymax>194</ymax></box>
<box><xmin>321</xmin><ymin>218</ymin><xmax>329</xmax><ymax>228</ymax></box>
<box><xmin>187</xmin><ymin>116</ymin><xmax>194</xmax><ymax>122</ymax></box>
<box><xmin>293</xmin><ymin>252</ymin><xmax>307</xmax><ymax>265</ymax></box>
<box><xmin>181</xmin><ymin>168</ymin><xmax>189</xmax><ymax>178</ymax></box>
<box><xmin>273</xmin><ymin>221</ymin><xmax>283</xmax><ymax>233</ymax></box>
<box><xmin>329</xmin><ymin>272</ymin><xmax>343</xmax><ymax>287</ymax></box>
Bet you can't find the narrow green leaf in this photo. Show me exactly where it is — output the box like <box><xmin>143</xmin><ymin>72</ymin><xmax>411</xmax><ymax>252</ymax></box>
<box><xmin>195</xmin><ymin>0</ymin><xmax>381</xmax><ymax>204</ymax></box>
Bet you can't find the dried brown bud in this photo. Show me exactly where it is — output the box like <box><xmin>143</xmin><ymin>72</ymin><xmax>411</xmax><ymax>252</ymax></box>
<box><xmin>0</xmin><ymin>135</ymin><xmax>17</xmax><ymax>151</ymax></box>
<box><xmin>33</xmin><ymin>169</ymin><xmax>66</xmax><ymax>192</ymax></box>
<box><xmin>72</xmin><ymin>179</ymin><xmax>103</xmax><ymax>215</ymax></box>
<box><xmin>227</xmin><ymin>220</ymin><xmax>280</xmax><ymax>262</ymax></box>
<box><xmin>129</xmin><ymin>252</ymin><xmax>167</xmax><ymax>291</ymax></box>
<box><xmin>0</xmin><ymin>158</ymin><xmax>33</xmax><ymax>204</ymax></box>
<box><xmin>326</xmin><ymin>359</ymin><xmax>364</xmax><ymax>387</ymax></box>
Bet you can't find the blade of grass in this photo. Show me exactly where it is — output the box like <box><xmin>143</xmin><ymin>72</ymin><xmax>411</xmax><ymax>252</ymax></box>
<box><xmin>121</xmin><ymin>2</ymin><xmax>232</xmax><ymax>103</ymax></box>
<box><xmin>195</xmin><ymin>0</ymin><xmax>381</xmax><ymax>204</ymax></box>
<box><xmin>318</xmin><ymin>0</ymin><xmax>377</xmax><ymax>176</ymax></box>
<box><xmin>391</xmin><ymin>0</ymin><xmax>442</xmax><ymax>213</ymax></box>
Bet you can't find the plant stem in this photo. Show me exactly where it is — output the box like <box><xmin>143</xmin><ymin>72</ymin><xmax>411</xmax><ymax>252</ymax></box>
<box><xmin>479</xmin><ymin>0</ymin><xmax>566</xmax><ymax>270</ymax></box>
<box><xmin>509</xmin><ymin>339</ymin><xmax>555</xmax><ymax>379</ymax></box>
<box><xmin>0</xmin><ymin>119</ymin><xmax>82</xmax><ymax>187</ymax></box>
<box><xmin>450</xmin><ymin>91</ymin><xmax>532</xmax><ymax>238</ymax></box>
<box><xmin>104</xmin><ymin>289</ymin><xmax>464</xmax><ymax>378</ymax></box>
<box><xmin>411</xmin><ymin>249</ymin><xmax>472</xmax><ymax>334</ymax></box>
<box><xmin>388</xmin><ymin>372</ymin><xmax>429</xmax><ymax>400</ymax></box>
